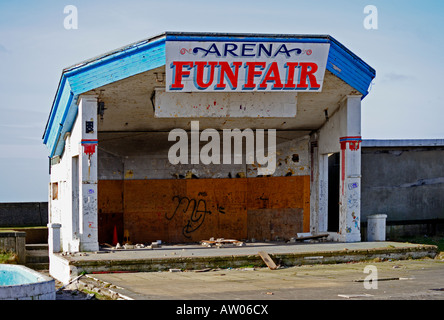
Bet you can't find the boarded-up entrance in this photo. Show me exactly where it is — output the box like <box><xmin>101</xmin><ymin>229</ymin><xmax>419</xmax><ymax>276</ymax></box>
<box><xmin>98</xmin><ymin>176</ymin><xmax>310</xmax><ymax>244</ymax></box>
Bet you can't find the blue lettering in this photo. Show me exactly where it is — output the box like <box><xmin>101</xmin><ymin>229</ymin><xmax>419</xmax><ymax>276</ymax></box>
<box><xmin>273</xmin><ymin>44</ymin><xmax>302</xmax><ymax>58</ymax></box>
<box><xmin>257</xmin><ymin>43</ymin><xmax>272</xmax><ymax>57</ymax></box>
<box><xmin>241</xmin><ymin>43</ymin><xmax>256</xmax><ymax>57</ymax></box>
<box><xmin>193</xmin><ymin>43</ymin><xmax>221</xmax><ymax>57</ymax></box>
<box><xmin>223</xmin><ymin>43</ymin><xmax>238</xmax><ymax>57</ymax></box>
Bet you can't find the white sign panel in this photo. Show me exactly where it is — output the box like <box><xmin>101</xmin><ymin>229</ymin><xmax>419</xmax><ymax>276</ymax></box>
<box><xmin>165</xmin><ymin>40</ymin><xmax>330</xmax><ymax>92</ymax></box>
<box><xmin>155</xmin><ymin>89</ymin><xmax>297</xmax><ymax>118</ymax></box>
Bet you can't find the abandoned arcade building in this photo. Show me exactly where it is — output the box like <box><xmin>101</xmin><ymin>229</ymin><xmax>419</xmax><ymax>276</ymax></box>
<box><xmin>42</xmin><ymin>32</ymin><xmax>376</xmax><ymax>254</ymax></box>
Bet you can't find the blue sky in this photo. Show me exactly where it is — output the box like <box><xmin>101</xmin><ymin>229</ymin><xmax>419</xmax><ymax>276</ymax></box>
<box><xmin>0</xmin><ymin>0</ymin><xmax>443</xmax><ymax>202</ymax></box>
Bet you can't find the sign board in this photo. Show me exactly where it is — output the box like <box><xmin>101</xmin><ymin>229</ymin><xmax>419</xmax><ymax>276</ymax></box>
<box><xmin>165</xmin><ymin>39</ymin><xmax>330</xmax><ymax>92</ymax></box>
<box><xmin>154</xmin><ymin>89</ymin><xmax>297</xmax><ymax>118</ymax></box>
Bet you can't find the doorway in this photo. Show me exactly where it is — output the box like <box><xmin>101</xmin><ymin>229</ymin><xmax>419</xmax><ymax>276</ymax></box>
<box><xmin>327</xmin><ymin>152</ymin><xmax>340</xmax><ymax>232</ymax></box>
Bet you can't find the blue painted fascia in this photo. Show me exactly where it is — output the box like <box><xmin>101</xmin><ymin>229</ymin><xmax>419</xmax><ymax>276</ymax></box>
<box><xmin>326</xmin><ymin>36</ymin><xmax>375</xmax><ymax>97</ymax></box>
<box><xmin>65</xmin><ymin>36</ymin><xmax>166</xmax><ymax>95</ymax></box>
<box><xmin>43</xmin><ymin>32</ymin><xmax>375</xmax><ymax>158</ymax></box>
<box><xmin>43</xmin><ymin>35</ymin><xmax>167</xmax><ymax>158</ymax></box>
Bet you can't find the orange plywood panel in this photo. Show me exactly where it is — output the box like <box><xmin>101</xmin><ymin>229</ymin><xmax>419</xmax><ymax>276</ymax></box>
<box><xmin>247</xmin><ymin>208</ymin><xmax>303</xmax><ymax>241</ymax></box>
<box><xmin>98</xmin><ymin>180</ymin><xmax>123</xmax><ymax>213</ymax></box>
<box><xmin>100</xmin><ymin>175</ymin><xmax>310</xmax><ymax>243</ymax></box>
<box><xmin>246</xmin><ymin>176</ymin><xmax>307</xmax><ymax>209</ymax></box>
<box><xmin>123</xmin><ymin>180</ymin><xmax>178</xmax><ymax>243</ymax></box>
<box><xmin>97</xmin><ymin>180</ymin><xmax>124</xmax><ymax>244</ymax></box>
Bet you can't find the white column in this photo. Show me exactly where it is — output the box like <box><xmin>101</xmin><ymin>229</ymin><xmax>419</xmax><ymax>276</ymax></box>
<box><xmin>77</xmin><ymin>95</ymin><xmax>99</xmax><ymax>252</ymax></box>
<box><xmin>48</xmin><ymin>223</ymin><xmax>62</xmax><ymax>253</ymax></box>
<box><xmin>338</xmin><ymin>95</ymin><xmax>362</xmax><ymax>242</ymax></box>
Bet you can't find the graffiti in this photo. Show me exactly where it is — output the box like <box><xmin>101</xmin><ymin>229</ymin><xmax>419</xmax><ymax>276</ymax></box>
<box><xmin>82</xmin><ymin>196</ymin><xmax>97</xmax><ymax>215</ymax></box>
<box><xmin>347</xmin><ymin>212</ymin><xmax>360</xmax><ymax>233</ymax></box>
<box><xmin>348</xmin><ymin>182</ymin><xmax>359</xmax><ymax>190</ymax></box>
<box><xmin>347</xmin><ymin>191</ymin><xmax>359</xmax><ymax>209</ymax></box>
<box><xmin>351</xmin><ymin>211</ymin><xmax>360</xmax><ymax>230</ymax></box>
<box><xmin>166</xmin><ymin>196</ymin><xmax>225</xmax><ymax>239</ymax></box>
<box><xmin>216</xmin><ymin>204</ymin><xmax>226</xmax><ymax>214</ymax></box>
<box><xmin>339</xmin><ymin>136</ymin><xmax>361</xmax><ymax>195</ymax></box>
<box><xmin>259</xmin><ymin>194</ymin><xmax>269</xmax><ymax>208</ymax></box>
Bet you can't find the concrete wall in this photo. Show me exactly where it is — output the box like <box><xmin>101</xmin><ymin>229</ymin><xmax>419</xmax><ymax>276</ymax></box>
<box><xmin>0</xmin><ymin>202</ymin><xmax>48</xmax><ymax>227</ymax></box>
<box><xmin>361</xmin><ymin>140</ymin><xmax>444</xmax><ymax>237</ymax></box>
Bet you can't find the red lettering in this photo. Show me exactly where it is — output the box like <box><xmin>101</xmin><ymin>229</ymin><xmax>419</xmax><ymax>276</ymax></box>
<box><xmin>215</xmin><ymin>61</ymin><xmax>242</xmax><ymax>89</ymax></box>
<box><xmin>243</xmin><ymin>62</ymin><xmax>266</xmax><ymax>89</ymax></box>
<box><xmin>297</xmin><ymin>62</ymin><xmax>320</xmax><ymax>89</ymax></box>
<box><xmin>259</xmin><ymin>62</ymin><xmax>283</xmax><ymax>89</ymax></box>
<box><xmin>194</xmin><ymin>61</ymin><xmax>218</xmax><ymax>89</ymax></box>
<box><xmin>284</xmin><ymin>62</ymin><xmax>298</xmax><ymax>89</ymax></box>
<box><xmin>170</xmin><ymin>61</ymin><xmax>194</xmax><ymax>90</ymax></box>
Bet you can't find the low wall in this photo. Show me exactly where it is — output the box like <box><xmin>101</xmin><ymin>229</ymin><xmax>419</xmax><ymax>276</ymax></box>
<box><xmin>0</xmin><ymin>202</ymin><xmax>48</xmax><ymax>227</ymax></box>
<box><xmin>1</xmin><ymin>227</ymin><xmax>48</xmax><ymax>245</ymax></box>
<box><xmin>361</xmin><ymin>142</ymin><xmax>444</xmax><ymax>224</ymax></box>
<box><xmin>0</xmin><ymin>231</ymin><xmax>26</xmax><ymax>264</ymax></box>
<box><xmin>361</xmin><ymin>219</ymin><xmax>444</xmax><ymax>240</ymax></box>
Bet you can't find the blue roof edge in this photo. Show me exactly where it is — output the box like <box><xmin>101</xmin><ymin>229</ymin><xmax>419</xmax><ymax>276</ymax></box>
<box><xmin>43</xmin><ymin>32</ymin><xmax>375</xmax><ymax>158</ymax></box>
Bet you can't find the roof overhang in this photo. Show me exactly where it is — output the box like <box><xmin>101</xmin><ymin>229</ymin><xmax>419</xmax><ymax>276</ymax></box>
<box><xmin>42</xmin><ymin>32</ymin><xmax>375</xmax><ymax>158</ymax></box>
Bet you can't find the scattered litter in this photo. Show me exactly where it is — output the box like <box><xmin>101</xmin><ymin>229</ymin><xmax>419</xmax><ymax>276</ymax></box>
<box><xmin>94</xmin><ymin>251</ymin><xmax>108</xmax><ymax>254</ymax></box>
<box><xmin>169</xmin><ymin>269</ymin><xmax>182</xmax><ymax>272</ymax></box>
<box><xmin>194</xmin><ymin>268</ymin><xmax>212</xmax><ymax>273</ymax></box>
<box><xmin>242</xmin><ymin>267</ymin><xmax>255</xmax><ymax>271</ymax></box>
<box><xmin>353</xmin><ymin>277</ymin><xmax>406</xmax><ymax>282</ymax></box>
<box><xmin>200</xmin><ymin>238</ymin><xmax>245</xmax><ymax>247</ymax></box>
<box><xmin>258</xmin><ymin>251</ymin><xmax>277</xmax><ymax>270</ymax></box>
<box><xmin>266</xmin><ymin>292</ymin><xmax>274</xmax><ymax>295</ymax></box>
<box><xmin>430</xmin><ymin>288</ymin><xmax>444</xmax><ymax>291</ymax></box>
<box><xmin>56</xmin><ymin>274</ymin><xmax>85</xmax><ymax>293</ymax></box>
<box><xmin>338</xmin><ymin>293</ymin><xmax>373</xmax><ymax>299</ymax></box>
<box><xmin>292</xmin><ymin>233</ymin><xmax>329</xmax><ymax>242</ymax></box>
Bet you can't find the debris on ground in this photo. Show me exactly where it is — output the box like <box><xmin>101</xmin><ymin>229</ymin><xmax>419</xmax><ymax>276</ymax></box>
<box><xmin>258</xmin><ymin>251</ymin><xmax>278</xmax><ymax>270</ymax></box>
<box><xmin>287</xmin><ymin>233</ymin><xmax>329</xmax><ymax>243</ymax></box>
<box><xmin>200</xmin><ymin>238</ymin><xmax>245</xmax><ymax>247</ymax></box>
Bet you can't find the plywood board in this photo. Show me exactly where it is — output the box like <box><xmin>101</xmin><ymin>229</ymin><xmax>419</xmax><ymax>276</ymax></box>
<box><xmin>97</xmin><ymin>180</ymin><xmax>124</xmax><ymax>244</ymax></box>
<box><xmin>99</xmin><ymin>176</ymin><xmax>310</xmax><ymax>243</ymax></box>
<box><xmin>247</xmin><ymin>208</ymin><xmax>303</xmax><ymax>241</ymax></box>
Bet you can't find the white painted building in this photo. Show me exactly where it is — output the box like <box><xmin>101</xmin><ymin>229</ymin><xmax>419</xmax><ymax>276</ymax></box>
<box><xmin>43</xmin><ymin>32</ymin><xmax>375</xmax><ymax>256</ymax></box>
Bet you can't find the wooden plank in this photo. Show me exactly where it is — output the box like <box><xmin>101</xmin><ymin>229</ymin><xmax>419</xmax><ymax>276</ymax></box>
<box><xmin>258</xmin><ymin>251</ymin><xmax>277</xmax><ymax>270</ymax></box>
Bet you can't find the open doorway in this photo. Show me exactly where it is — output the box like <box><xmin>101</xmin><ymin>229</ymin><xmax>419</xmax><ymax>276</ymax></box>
<box><xmin>327</xmin><ymin>152</ymin><xmax>340</xmax><ymax>232</ymax></box>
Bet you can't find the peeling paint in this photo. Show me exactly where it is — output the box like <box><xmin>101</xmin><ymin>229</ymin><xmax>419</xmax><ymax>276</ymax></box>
<box><xmin>124</xmin><ymin>170</ymin><xmax>134</xmax><ymax>179</ymax></box>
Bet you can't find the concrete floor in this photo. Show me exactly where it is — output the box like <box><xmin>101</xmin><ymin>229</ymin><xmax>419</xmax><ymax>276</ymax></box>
<box><xmin>85</xmin><ymin>258</ymin><xmax>444</xmax><ymax>300</ymax></box>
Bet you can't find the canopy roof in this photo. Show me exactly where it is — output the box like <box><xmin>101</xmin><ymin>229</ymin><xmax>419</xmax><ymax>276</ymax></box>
<box><xmin>43</xmin><ymin>32</ymin><xmax>375</xmax><ymax>158</ymax></box>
